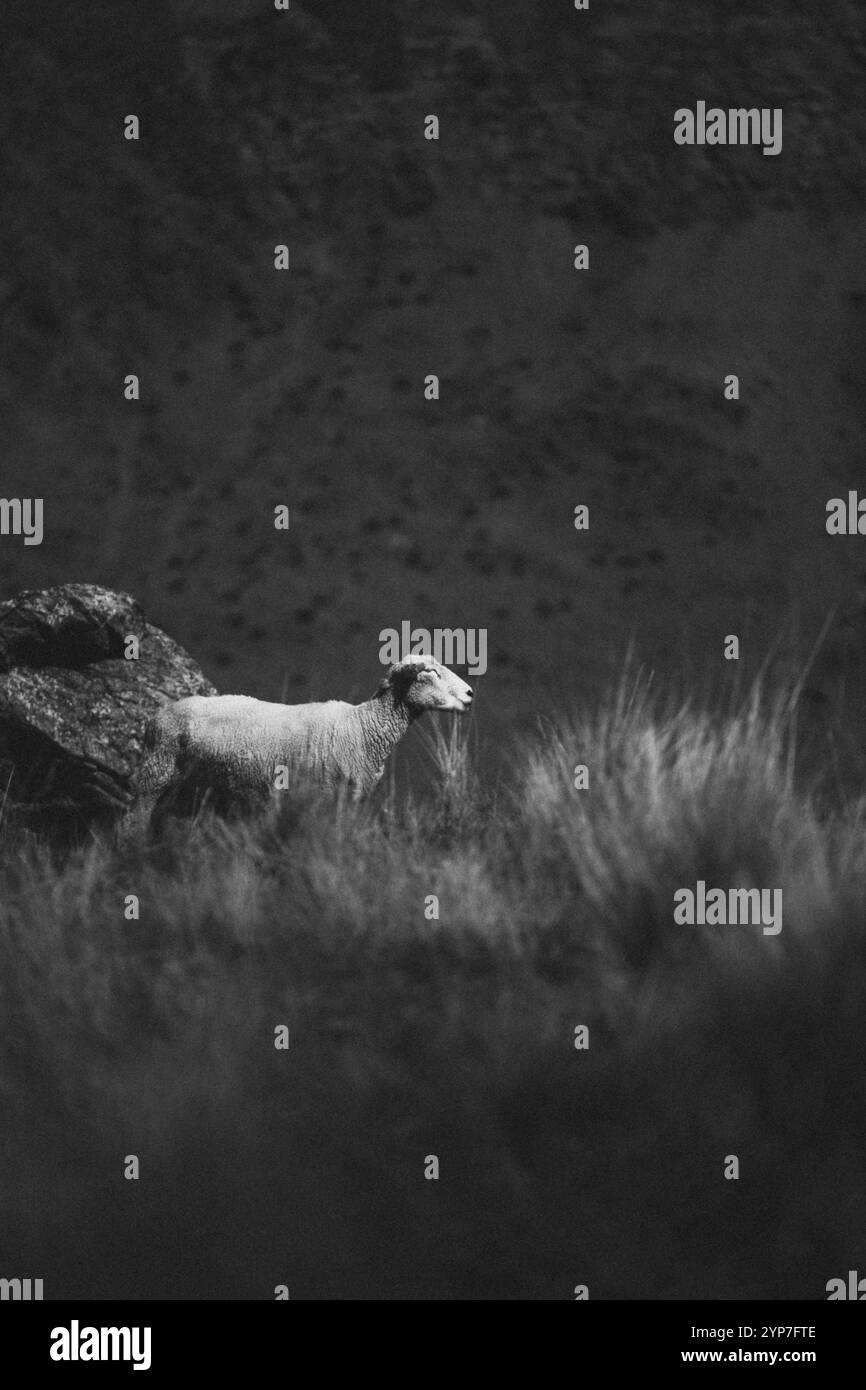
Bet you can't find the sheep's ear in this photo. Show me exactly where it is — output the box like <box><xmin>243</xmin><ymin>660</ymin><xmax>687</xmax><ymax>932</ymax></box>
<box><xmin>390</xmin><ymin>660</ymin><xmax>426</xmax><ymax>689</ymax></box>
<box><xmin>378</xmin><ymin>664</ymin><xmax>410</xmax><ymax>693</ymax></box>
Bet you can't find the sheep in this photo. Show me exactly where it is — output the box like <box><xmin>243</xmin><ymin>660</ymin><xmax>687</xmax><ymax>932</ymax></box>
<box><xmin>129</xmin><ymin>653</ymin><xmax>473</xmax><ymax>828</ymax></box>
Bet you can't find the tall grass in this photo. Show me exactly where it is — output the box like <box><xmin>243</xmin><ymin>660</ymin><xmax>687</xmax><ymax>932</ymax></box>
<box><xmin>0</xmin><ymin>672</ymin><xmax>864</xmax><ymax>1298</ymax></box>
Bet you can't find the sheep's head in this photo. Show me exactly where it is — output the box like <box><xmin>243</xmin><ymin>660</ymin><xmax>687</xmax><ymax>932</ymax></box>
<box><xmin>379</xmin><ymin>654</ymin><xmax>474</xmax><ymax>714</ymax></box>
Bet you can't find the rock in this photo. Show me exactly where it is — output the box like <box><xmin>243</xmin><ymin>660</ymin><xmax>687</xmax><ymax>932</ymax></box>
<box><xmin>0</xmin><ymin>583</ymin><xmax>216</xmax><ymax>836</ymax></box>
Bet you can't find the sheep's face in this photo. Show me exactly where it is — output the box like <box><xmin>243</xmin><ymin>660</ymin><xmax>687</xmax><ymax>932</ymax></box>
<box><xmin>384</xmin><ymin>655</ymin><xmax>474</xmax><ymax>714</ymax></box>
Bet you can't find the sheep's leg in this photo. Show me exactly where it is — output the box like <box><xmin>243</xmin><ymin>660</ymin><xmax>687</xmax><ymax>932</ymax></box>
<box><xmin>116</xmin><ymin>792</ymin><xmax>159</xmax><ymax>843</ymax></box>
<box><xmin>118</xmin><ymin>724</ymin><xmax>180</xmax><ymax>839</ymax></box>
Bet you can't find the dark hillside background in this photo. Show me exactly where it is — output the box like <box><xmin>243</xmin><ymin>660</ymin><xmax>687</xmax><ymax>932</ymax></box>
<box><xmin>2</xmin><ymin>0</ymin><xmax>865</xmax><ymax>769</ymax></box>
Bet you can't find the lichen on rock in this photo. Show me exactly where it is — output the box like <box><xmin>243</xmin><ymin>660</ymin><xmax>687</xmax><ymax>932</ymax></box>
<box><xmin>0</xmin><ymin>583</ymin><xmax>216</xmax><ymax>836</ymax></box>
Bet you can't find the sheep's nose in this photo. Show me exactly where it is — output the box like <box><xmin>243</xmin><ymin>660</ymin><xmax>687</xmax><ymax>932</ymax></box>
<box><xmin>465</xmin><ymin>686</ymin><xmax>474</xmax><ymax>700</ymax></box>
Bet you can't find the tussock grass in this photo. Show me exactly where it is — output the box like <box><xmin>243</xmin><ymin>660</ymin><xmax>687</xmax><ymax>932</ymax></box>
<box><xmin>0</xmin><ymin>672</ymin><xmax>864</xmax><ymax>1298</ymax></box>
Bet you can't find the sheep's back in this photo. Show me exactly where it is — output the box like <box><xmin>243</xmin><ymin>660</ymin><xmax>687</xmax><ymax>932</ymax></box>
<box><xmin>173</xmin><ymin>695</ymin><xmax>358</xmax><ymax>785</ymax></box>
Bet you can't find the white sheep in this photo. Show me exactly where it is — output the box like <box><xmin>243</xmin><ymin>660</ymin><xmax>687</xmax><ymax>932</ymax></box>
<box><xmin>130</xmin><ymin>653</ymin><xmax>473</xmax><ymax>826</ymax></box>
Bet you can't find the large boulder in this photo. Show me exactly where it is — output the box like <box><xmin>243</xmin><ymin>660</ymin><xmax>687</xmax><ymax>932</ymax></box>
<box><xmin>0</xmin><ymin>584</ymin><xmax>216</xmax><ymax>836</ymax></box>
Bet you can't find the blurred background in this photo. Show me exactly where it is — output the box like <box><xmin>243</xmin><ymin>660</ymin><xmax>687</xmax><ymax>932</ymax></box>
<box><xmin>2</xmin><ymin>0</ymin><xmax>866</xmax><ymax>774</ymax></box>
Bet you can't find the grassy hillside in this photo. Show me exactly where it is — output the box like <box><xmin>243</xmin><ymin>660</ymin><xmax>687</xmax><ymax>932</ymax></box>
<box><xmin>2</xmin><ymin>1</ymin><xmax>865</xmax><ymax>1303</ymax></box>
<box><xmin>1</xmin><ymin>673</ymin><xmax>863</xmax><ymax>1298</ymax></box>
